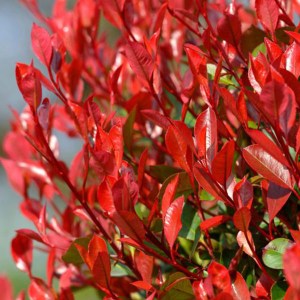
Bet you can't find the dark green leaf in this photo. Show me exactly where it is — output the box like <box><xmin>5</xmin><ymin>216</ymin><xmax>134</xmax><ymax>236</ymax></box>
<box><xmin>161</xmin><ymin>272</ymin><xmax>194</xmax><ymax>300</ymax></box>
<box><xmin>148</xmin><ymin>165</ymin><xmax>182</xmax><ymax>183</ymax></box>
<box><xmin>271</xmin><ymin>280</ymin><xmax>288</xmax><ymax>300</ymax></box>
<box><xmin>62</xmin><ymin>237</ymin><xmax>91</xmax><ymax>265</ymax></box>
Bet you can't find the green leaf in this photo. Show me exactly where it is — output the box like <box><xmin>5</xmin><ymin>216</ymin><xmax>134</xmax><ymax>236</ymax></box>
<box><xmin>161</xmin><ymin>272</ymin><xmax>194</xmax><ymax>300</ymax></box>
<box><xmin>207</xmin><ymin>63</ymin><xmax>234</xmax><ymax>86</ymax></box>
<box><xmin>148</xmin><ymin>165</ymin><xmax>182</xmax><ymax>183</ymax></box>
<box><xmin>111</xmin><ymin>263</ymin><xmax>134</xmax><ymax>277</ymax></box>
<box><xmin>62</xmin><ymin>237</ymin><xmax>91</xmax><ymax>265</ymax></box>
<box><xmin>262</xmin><ymin>238</ymin><xmax>293</xmax><ymax>269</ymax></box>
<box><xmin>179</xmin><ymin>202</ymin><xmax>201</xmax><ymax>240</ymax></box>
<box><xmin>271</xmin><ymin>280</ymin><xmax>288</xmax><ymax>300</ymax></box>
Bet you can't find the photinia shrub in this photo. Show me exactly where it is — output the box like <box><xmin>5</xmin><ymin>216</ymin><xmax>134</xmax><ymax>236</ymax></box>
<box><xmin>2</xmin><ymin>0</ymin><xmax>300</xmax><ymax>299</ymax></box>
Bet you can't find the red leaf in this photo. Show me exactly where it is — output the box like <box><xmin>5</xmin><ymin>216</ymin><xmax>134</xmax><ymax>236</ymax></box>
<box><xmin>100</xmin><ymin>0</ymin><xmax>125</xmax><ymax>29</ymax></box>
<box><xmin>195</xmin><ymin>108</ymin><xmax>218</xmax><ymax>169</ymax></box>
<box><xmin>11</xmin><ymin>233</ymin><xmax>33</xmax><ymax>275</ymax></box>
<box><xmin>28</xmin><ymin>278</ymin><xmax>55</xmax><ymax>300</ymax></box>
<box><xmin>135</xmin><ymin>251</ymin><xmax>154</xmax><ymax>284</ymax></box>
<box><xmin>184</xmin><ymin>44</ymin><xmax>209</xmax><ymax>98</ymax></box>
<box><xmin>31</xmin><ymin>23</ymin><xmax>52</xmax><ymax>66</ymax></box>
<box><xmin>256</xmin><ymin>0</ymin><xmax>279</xmax><ymax>34</ymax></box>
<box><xmin>243</xmin><ymin>144</ymin><xmax>294</xmax><ymax>189</ymax></box>
<box><xmin>260</xmin><ymin>80</ymin><xmax>296</xmax><ymax>138</ymax></box>
<box><xmin>217</xmin><ymin>14</ymin><xmax>242</xmax><ymax>47</ymax></box>
<box><xmin>233</xmin><ymin>177</ymin><xmax>253</xmax><ymax>209</ymax></box>
<box><xmin>15</xmin><ymin>64</ymin><xmax>42</xmax><ymax>110</ymax></box>
<box><xmin>233</xmin><ymin>207</ymin><xmax>251</xmax><ymax>232</ymax></box>
<box><xmin>255</xmin><ymin>273</ymin><xmax>274</xmax><ymax>299</ymax></box>
<box><xmin>290</xmin><ymin>230</ymin><xmax>300</xmax><ymax>243</ymax></box>
<box><xmin>164</xmin><ymin>196</ymin><xmax>184</xmax><ymax>249</ymax></box>
<box><xmin>77</xmin><ymin>234</ymin><xmax>111</xmax><ymax>290</ymax></box>
<box><xmin>212</xmin><ymin>140</ymin><xmax>235</xmax><ymax>187</ymax></box>
<box><xmin>194</xmin><ymin>164</ymin><xmax>225</xmax><ymax>200</ymax></box>
<box><xmin>245</xmin><ymin>128</ymin><xmax>289</xmax><ymax>167</ymax></box>
<box><xmin>138</xmin><ymin>148</ymin><xmax>148</xmax><ymax>189</ymax></box>
<box><xmin>16</xmin><ymin>229</ymin><xmax>43</xmax><ymax>243</ymax></box>
<box><xmin>230</xmin><ymin>271</ymin><xmax>250</xmax><ymax>300</ymax></box>
<box><xmin>125</xmin><ymin>41</ymin><xmax>154</xmax><ymax>85</ymax></box>
<box><xmin>267</xmin><ymin>182</ymin><xmax>291</xmax><ymax>221</ymax></box>
<box><xmin>200</xmin><ymin>215</ymin><xmax>231</xmax><ymax>231</ymax></box>
<box><xmin>248</xmin><ymin>53</ymin><xmax>269</xmax><ymax>93</ymax></box>
<box><xmin>112</xmin><ymin>177</ymin><xmax>131</xmax><ymax>211</ymax></box>
<box><xmin>131</xmin><ymin>281</ymin><xmax>153</xmax><ymax>291</ymax></box>
<box><xmin>113</xmin><ymin>211</ymin><xmax>146</xmax><ymax>243</ymax></box>
<box><xmin>165</xmin><ymin>125</ymin><xmax>190</xmax><ymax>172</ymax></box>
<box><xmin>141</xmin><ymin>109</ymin><xmax>171</xmax><ymax>130</ymax></box>
<box><xmin>0</xmin><ymin>276</ymin><xmax>13</xmax><ymax>300</ymax></box>
<box><xmin>281</xmin><ymin>42</ymin><xmax>300</xmax><ymax>79</ymax></box>
<box><xmin>283</xmin><ymin>243</ymin><xmax>300</xmax><ymax>292</ymax></box>
<box><xmin>265</xmin><ymin>38</ymin><xmax>282</xmax><ymax>62</ymax></box>
<box><xmin>162</xmin><ymin>173</ymin><xmax>179</xmax><ymax>219</ymax></box>
<box><xmin>97</xmin><ymin>180</ymin><xmax>116</xmax><ymax>212</ymax></box>
<box><xmin>208</xmin><ymin>261</ymin><xmax>231</xmax><ymax>294</ymax></box>
<box><xmin>237</xmin><ymin>230</ymin><xmax>255</xmax><ymax>257</ymax></box>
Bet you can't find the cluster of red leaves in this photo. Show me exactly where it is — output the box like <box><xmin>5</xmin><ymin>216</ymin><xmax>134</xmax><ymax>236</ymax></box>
<box><xmin>1</xmin><ymin>0</ymin><xmax>300</xmax><ymax>299</ymax></box>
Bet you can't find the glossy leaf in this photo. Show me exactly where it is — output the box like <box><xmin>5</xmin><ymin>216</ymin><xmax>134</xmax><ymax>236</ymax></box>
<box><xmin>195</xmin><ymin>108</ymin><xmax>218</xmax><ymax>169</ymax></box>
<box><xmin>164</xmin><ymin>196</ymin><xmax>184</xmax><ymax>250</ymax></box>
<box><xmin>245</xmin><ymin>128</ymin><xmax>289</xmax><ymax>167</ymax></box>
<box><xmin>166</xmin><ymin>125</ymin><xmax>190</xmax><ymax>173</ymax></box>
<box><xmin>282</xmin><ymin>42</ymin><xmax>300</xmax><ymax>79</ymax></box>
<box><xmin>208</xmin><ymin>261</ymin><xmax>231</xmax><ymax>294</ymax></box>
<box><xmin>230</xmin><ymin>271</ymin><xmax>251</xmax><ymax>300</ymax></box>
<box><xmin>162</xmin><ymin>174</ymin><xmax>179</xmax><ymax>219</ymax></box>
<box><xmin>237</xmin><ymin>230</ymin><xmax>255</xmax><ymax>257</ymax></box>
<box><xmin>212</xmin><ymin>140</ymin><xmax>235</xmax><ymax>187</ymax></box>
<box><xmin>243</xmin><ymin>144</ymin><xmax>294</xmax><ymax>189</ymax></box>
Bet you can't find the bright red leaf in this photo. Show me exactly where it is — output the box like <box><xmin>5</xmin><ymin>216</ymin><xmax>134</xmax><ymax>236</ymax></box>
<box><xmin>31</xmin><ymin>23</ymin><xmax>52</xmax><ymax>66</ymax></box>
<box><xmin>11</xmin><ymin>233</ymin><xmax>33</xmax><ymax>275</ymax></box>
<box><xmin>200</xmin><ymin>215</ymin><xmax>231</xmax><ymax>231</ymax></box>
<box><xmin>256</xmin><ymin>0</ymin><xmax>279</xmax><ymax>34</ymax></box>
<box><xmin>164</xmin><ymin>196</ymin><xmax>184</xmax><ymax>250</ymax></box>
<box><xmin>212</xmin><ymin>140</ymin><xmax>235</xmax><ymax>187</ymax></box>
<box><xmin>125</xmin><ymin>41</ymin><xmax>154</xmax><ymax>85</ymax></box>
<box><xmin>283</xmin><ymin>243</ymin><xmax>300</xmax><ymax>292</ymax></box>
<box><xmin>243</xmin><ymin>144</ymin><xmax>294</xmax><ymax>189</ymax></box>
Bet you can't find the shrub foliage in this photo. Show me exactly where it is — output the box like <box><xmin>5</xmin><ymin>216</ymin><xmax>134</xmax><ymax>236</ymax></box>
<box><xmin>1</xmin><ymin>0</ymin><xmax>300</xmax><ymax>299</ymax></box>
